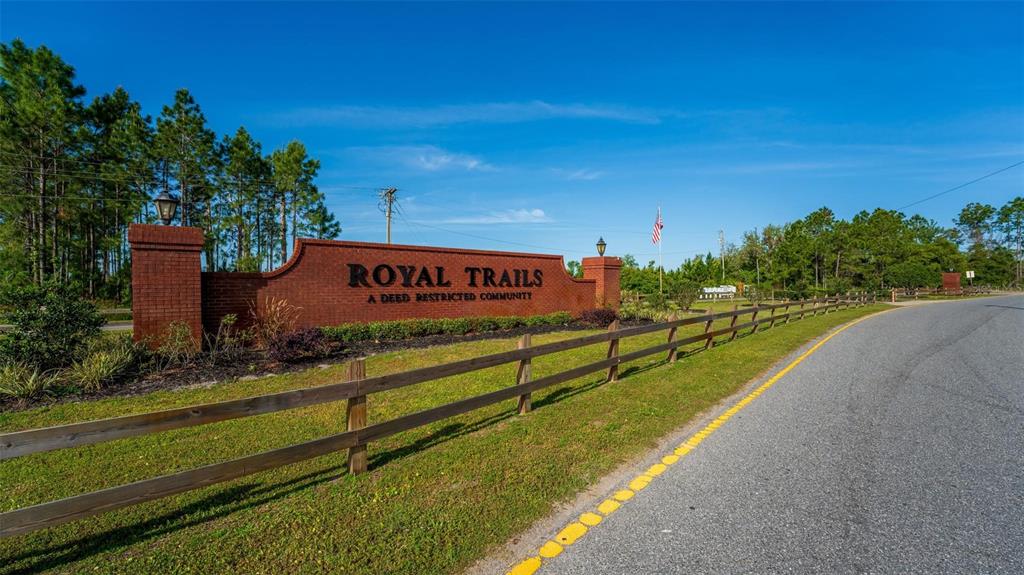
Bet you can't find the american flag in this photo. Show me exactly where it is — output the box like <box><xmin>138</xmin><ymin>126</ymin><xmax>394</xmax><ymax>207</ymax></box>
<box><xmin>651</xmin><ymin>208</ymin><xmax>664</xmax><ymax>245</ymax></box>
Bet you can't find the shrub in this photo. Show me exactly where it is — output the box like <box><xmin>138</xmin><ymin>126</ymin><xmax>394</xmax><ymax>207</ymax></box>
<box><xmin>321</xmin><ymin>312</ymin><xmax>576</xmax><ymax>344</ymax></box>
<box><xmin>64</xmin><ymin>347</ymin><xmax>135</xmax><ymax>392</ymax></box>
<box><xmin>495</xmin><ymin>316</ymin><xmax>522</xmax><ymax>330</ymax></box>
<box><xmin>0</xmin><ymin>363</ymin><xmax>61</xmax><ymax>400</ymax></box>
<box><xmin>267</xmin><ymin>328</ymin><xmax>333</xmax><ymax>363</ymax></box>
<box><xmin>544</xmin><ymin>311</ymin><xmax>573</xmax><ymax>325</ymax></box>
<box><xmin>368</xmin><ymin>320</ymin><xmax>409</xmax><ymax>341</ymax></box>
<box><xmin>670</xmin><ymin>280</ymin><xmax>701</xmax><ymax>311</ymax></box>
<box><xmin>321</xmin><ymin>323</ymin><xmax>364</xmax><ymax>343</ymax></box>
<box><xmin>523</xmin><ymin>315</ymin><xmax>549</xmax><ymax>327</ymax></box>
<box><xmin>474</xmin><ymin>317</ymin><xmax>500</xmax><ymax>332</ymax></box>
<box><xmin>439</xmin><ymin>318</ymin><xmax>473</xmax><ymax>335</ymax></box>
<box><xmin>249</xmin><ymin>297</ymin><xmax>301</xmax><ymax>347</ymax></box>
<box><xmin>157</xmin><ymin>321</ymin><xmax>199</xmax><ymax>369</ymax></box>
<box><xmin>577</xmin><ymin>308</ymin><xmax>618</xmax><ymax>327</ymax></box>
<box><xmin>618</xmin><ymin>302</ymin><xmax>671</xmax><ymax>322</ymax></box>
<box><xmin>203</xmin><ymin>314</ymin><xmax>249</xmax><ymax>365</ymax></box>
<box><xmin>644</xmin><ymin>291</ymin><xmax>670</xmax><ymax>311</ymax></box>
<box><xmin>0</xmin><ymin>282</ymin><xmax>104</xmax><ymax>370</ymax></box>
<box><xmin>528</xmin><ymin>311</ymin><xmax>577</xmax><ymax>325</ymax></box>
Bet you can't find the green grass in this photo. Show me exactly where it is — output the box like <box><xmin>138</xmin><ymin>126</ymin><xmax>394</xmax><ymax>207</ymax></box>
<box><xmin>0</xmin><ymin>304</ymin><xmax>887</xmax><ymax>574</ymax></box>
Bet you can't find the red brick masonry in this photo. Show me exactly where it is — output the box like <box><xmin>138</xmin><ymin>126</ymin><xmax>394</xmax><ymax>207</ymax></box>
<box><xmin>129</xmin><ymin>224</ymin><xmax>620</xmax><ymax>343</ymax></box>
<box><xmin>942</xmin><ymin>272</ymin><xmax>962</xmax><ymax>293</ymax></box>
<box><xmin>128</xmin><ymin>224</ymin><xmax>205</xmax><ymax>345</ymax></box>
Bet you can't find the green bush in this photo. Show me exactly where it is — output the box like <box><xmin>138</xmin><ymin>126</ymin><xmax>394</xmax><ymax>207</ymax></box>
<box><xmin>0</xmin><ymin>363</ymin><xmax>61</xmax><ymax>400</ymax></box>
<box><xmin>368</xmin><ymin>321</ymin><xmax>409</xmax><ymax>341</ymax></box>
<box><xmin>618</xmin><ymin>301</ymin><xmax>675</xmax><ymax>322</ymax></box>
<box><xmin>322</xmin><ymin>312</ymin><xmax>576</xmax><ymax>344</ymax></box>
<box><xmin>523</xmin><ymin>314</ymin><xmax>548</xmax><ymax>327</ymax></box>
<box><xmin>474</xmin><ymin>317</ymin><xmax>500</xmax><ymax>332</ymax></box>
<box><xmin>544</xmin><ymin>311</ymin><xmax>573</xmax><ymax>325</ymax></box>
<box><xmin>670</xmin><ymin>280</ymin><xmax>701</xmax><ymax>311</ymax></box>
<box><xmin>64</xmin><ymin>347</ymin><xmax>135</xmax><ymax>392</ymax></box>
<box><xmin>0</xmin><ymin>282</ymin><xmax>104</xmax><ymax>370</ymax></box>
<box><xmin>203</xmin><ymin>314</ymin><xmax>249</xmax><ymax>365</ymax></box>
<box><xmin>321</xmin><ymin>323</ymin><xmax>372</xmax><ymax>343</ymax></box>
<box><xmin>495</xmin><ymin>316</ymin><xmax>522</xmax><ymax>330</ymax></box>
<box><xmin>439</xmin><ymin>318</ymin><xmax>473</xmax><ymax>335</ymax></box>
<box><xmin>644</xmin><ymin>291</ymin><xmax>670</xmax><ymax>311</ymax></box>
<box><xmin>156</xmin><ymin>321</ymin><xmax>199</xmax><ymax>369</ymax></box>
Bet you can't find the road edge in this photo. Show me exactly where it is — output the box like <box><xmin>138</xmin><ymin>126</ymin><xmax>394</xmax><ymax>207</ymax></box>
<box><xmin>465</xmin><ymin>305</ymin><xmax>896</xmax><ymax>575</ymax></box>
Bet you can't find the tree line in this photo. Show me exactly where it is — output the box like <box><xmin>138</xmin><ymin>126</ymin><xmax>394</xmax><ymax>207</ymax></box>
<box><xmin>0</xmin><ymin>40</ymin><xmax>341</xmax><ymax>302</ymax></box>
<box><xmin>611</xmin><ymin>200</ymin><xmax>1023</xmax><ymax>299</ymax></box>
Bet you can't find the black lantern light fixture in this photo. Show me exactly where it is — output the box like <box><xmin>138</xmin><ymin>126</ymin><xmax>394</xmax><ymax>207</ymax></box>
<box><xmin>596</xmin><ymin>237</ymin><xmax>607</xmax><ymax>256</ymax></box>
<box><xmin>154</xmin><ymin>191</ymin><xmax>180</xmax><ymax>225</ymax></box>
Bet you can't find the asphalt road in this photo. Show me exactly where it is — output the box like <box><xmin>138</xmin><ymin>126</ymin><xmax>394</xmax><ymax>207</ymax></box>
<box><xmin>540</xmin><ymin>296</ymin><xmax>1024</xmax><ymax>574</ymax></box>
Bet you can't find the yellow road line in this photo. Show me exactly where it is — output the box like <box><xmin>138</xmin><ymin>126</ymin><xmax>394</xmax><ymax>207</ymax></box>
<box><xmin>505</xmin><ymin>309</ymin><xmax>888</xmax><ymax>575</ymax></box>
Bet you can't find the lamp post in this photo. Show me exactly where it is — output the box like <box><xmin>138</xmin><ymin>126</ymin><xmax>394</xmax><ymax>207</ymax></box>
<box><xmin>154</xmin><ymin>191</ymin><xmax>180</xmax><ymax>225</ymax></box>
<box><xmin>596</xmin><ymin>237</ymin><xmax>606</xmax><ymax>257</ymax></box>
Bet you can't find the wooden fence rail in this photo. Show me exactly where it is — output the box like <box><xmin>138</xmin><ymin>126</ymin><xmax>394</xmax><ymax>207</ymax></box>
<box><xmin>0</xmin><ymin>296</ymin><xmax>873</xmax><ymax>538</ymax></box>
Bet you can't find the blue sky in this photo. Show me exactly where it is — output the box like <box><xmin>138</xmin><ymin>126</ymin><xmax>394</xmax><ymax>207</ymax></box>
<box><xmin>3</xmin><ymin>1</ymin><xmax>1022</xmax><ymax>266</ymax></box>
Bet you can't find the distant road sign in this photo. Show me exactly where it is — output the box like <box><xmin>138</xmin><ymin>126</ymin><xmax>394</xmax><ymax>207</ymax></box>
<box><xmin>966</xmin><ymin>270</ymin><xmax>975</xmax><ymax>279</ymax></box>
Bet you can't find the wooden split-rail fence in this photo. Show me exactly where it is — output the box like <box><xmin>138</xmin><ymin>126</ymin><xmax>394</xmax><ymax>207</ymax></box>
<box><xmin>0</xmin><ymin>296</ymin><xmax>874</xmax><ymax>538</ymax></box>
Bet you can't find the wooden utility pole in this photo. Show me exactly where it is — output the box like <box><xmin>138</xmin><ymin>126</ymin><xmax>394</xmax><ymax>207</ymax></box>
<box><xmin>380</xmin><ymin>187</ymin><xmax>397</xmax><ymax>244</ymax></box>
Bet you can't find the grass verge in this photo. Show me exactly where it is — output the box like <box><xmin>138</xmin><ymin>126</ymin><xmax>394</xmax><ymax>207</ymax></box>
<box><xmin>1</xmin><ymin>304</ymin><xmax>886</xmax><ymax>574</ymax></box>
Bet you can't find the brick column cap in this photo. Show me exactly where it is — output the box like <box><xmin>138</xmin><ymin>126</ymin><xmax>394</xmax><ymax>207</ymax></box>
<box><xmin>582</xmin><ymin>256</ymin><xmax>622</xmax><ymax>269</ymax></box>
<box><xmin>128</xmin><ymin>224</ymin><xmax>204</xmax><ymax>251</ymax></box>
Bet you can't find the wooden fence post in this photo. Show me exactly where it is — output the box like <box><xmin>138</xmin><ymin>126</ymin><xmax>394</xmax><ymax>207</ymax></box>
<box><xmin>728</xmin><ymin>304</ymin><xmax>740</xmax><ymax>342</ymax></box>
<box><xmin>703</xmin><ymin>308</ymin><xmax>715</xmax><ymax>349</ymax></box>
<box><xmin>606</xmin><ymin>319</ymin><xmax>620</xmax><ymax>382</ymax></box>
<box><xmin>666</xmin><ymin>313</ymin><xmax>679</xmax><ymax>362</ymax></box>
<box><xmin>516</xmin><ymin>334</ymin><xmax>532</xmax><ymax>414</ymax></box>
<box><xmin>799</xmin><ymin>301</ymin><xmax>807</xmax><ymax>320</ymax></box>
<box><xmin>751</xmin><ymin>304</ymin><xmax>761</xmax><ymax>334</ymax></box>
<box><xmin>346</xmin><ymin>359</ymin><xmax>367</xmax><ymax>475</ymax></box>
<box><xmin>768</xmin><ymin>305</ymin><xmax>777</xmax><ymax>329</ymax></box>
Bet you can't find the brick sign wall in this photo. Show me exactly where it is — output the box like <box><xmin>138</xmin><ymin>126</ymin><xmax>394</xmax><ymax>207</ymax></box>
<box><xmin>129</xmin><ymin>224</ymin><xmax>620</xmax><ymax>344</ymax></box>
<box><xmin>942</xmin><ymin>272</ymin><xmax>962</xmax><ymax>293</ymax></box>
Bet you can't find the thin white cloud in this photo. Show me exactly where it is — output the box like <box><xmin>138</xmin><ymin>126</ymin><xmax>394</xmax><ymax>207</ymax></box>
<box><xmin>350</xmin><ymin>145</ymin><xmax>495</xmax><ymax>172</ymax></box>
<box><xmin>442</xmin><ymin>208</ymin><xmax>552</xmax><ymax>225</ymax></box>
<box><xmin>274</xmin><ymin>100</ymin><xmax>671</xmax><ymax>128</ymax></box>
<box><xmin>561</xmin><ymin>168</ymin><xmax>605</xmax><ymax>181</ymax></box>
<box><xmin>696</xmin><ymin>161</ymin><xmax>855</xmax><ymax>175</ymax></box>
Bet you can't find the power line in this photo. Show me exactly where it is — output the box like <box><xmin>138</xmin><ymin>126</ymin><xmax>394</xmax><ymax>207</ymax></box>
<box><xmin>0</xmin><ymin>151</ymin><xmax>381</xmax><ymax>192</ymax></box>
<box><xmin>0</xmin><ymin>192</ymin><xmax>148</xmax><ymax>204</ymax></box>
<box><xmin>896</xmin><ymin>159</ymin><xmax>1024</xmax><ymax>211</ymax></box>
<box><xmin>403</xmin><ymin>219</ymin><xmax>589</xmax><ymax>254</ymax></box>
<box><xmin>0</xmin><ymin>164</ymin><xmax>280</xmax><ymax>190</ymax></box>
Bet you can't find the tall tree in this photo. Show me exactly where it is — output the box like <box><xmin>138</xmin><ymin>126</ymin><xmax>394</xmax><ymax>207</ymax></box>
<box><xmin>220</xmin><ymin>127</ymin><xmax>266</xmax><ymax>270</ymax></box>
<box><xmin>955</xmin><ymin>202</ymin><xmax>996</xmax><ymax>248</ymax></box>
<box><xmin>155</xmin><ymin>89</ymin><xmax>219</xmax><ymax>269</ymax></box>
<box><xmin>270</xmin><ymin>140</ymin><xmax>320</xmax><ymax>265</ymax></box>
<box><xmin>0</xmin><ymin>40</ymin><xmax>85</xmax><ymax>284</ymax></box>
<box><xmin>86</xmin><ymin>87</ymin><xmax>155</xmax><ymax>297</ymax></box>
<box><xmin>996</xmin><ymin>197</ymin><xmax>1024</xmax><ymax>286</ymax></box>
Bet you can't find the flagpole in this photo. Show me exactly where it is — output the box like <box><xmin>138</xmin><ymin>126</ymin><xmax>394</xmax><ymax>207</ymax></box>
<box><xmin>658</xmin><ymin>206</ymin><xmax>664</xmax><ymax>294</ymax></box>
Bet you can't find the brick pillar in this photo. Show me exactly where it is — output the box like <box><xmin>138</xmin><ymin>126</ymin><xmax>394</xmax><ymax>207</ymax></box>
<box><xmin>941</xmin><ymin>272</ymin><xmax>962</xmax><ymax>295</ymax></box>
<box><xmin>582</xmin><ymin>256</ymin><xmax>622</xmax><ymax>311</ymax></box>
<box><xmin>128</xmin><ymin>224</ymin><xmax>205</xmax><ymax>348</ymax></box>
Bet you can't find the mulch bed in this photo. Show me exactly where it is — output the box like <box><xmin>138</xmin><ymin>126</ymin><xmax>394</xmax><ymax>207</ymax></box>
<box><xmin>1</xmin><ymin>320</ymin><xmax>653</xmax><ymax>414</ymax></box>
